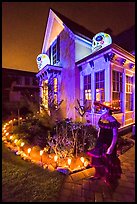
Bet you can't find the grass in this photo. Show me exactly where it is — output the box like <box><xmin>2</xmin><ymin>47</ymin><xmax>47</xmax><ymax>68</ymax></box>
<box><xmin>2</xmin><ymin>142</ymin><xmax>65</xmax><ymax>202</ymax></box>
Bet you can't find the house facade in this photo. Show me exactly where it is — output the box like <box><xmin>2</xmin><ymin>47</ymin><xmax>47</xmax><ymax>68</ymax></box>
<box><xmin>36</xmin><ymin>9</ymin><xmax>135</xmax><ymax>130</ymax></box>
<box><xmin>2</xmin><ymin>68</ymin><xmax>39</xmax><ymax>119</ymax></box>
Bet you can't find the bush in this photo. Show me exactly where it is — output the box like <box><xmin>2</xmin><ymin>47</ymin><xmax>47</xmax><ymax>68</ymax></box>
<box><xmin>12</xmin><ymin>116</ymin><xmax>98</xmax><ymax>157</ymax></box>
<box><xmin>13</xmin><ymin>118</ymin><xmax>51</xmax><ymax>148</ymax></box>
<box><xmin>48</xmin><ymin>119</ymin><xmax>98</xmax><ymax>157</ymax></box>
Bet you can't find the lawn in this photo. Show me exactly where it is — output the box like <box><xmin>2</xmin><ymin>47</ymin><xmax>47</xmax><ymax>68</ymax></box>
<box><xmin>2</xmin><ymin>142</ymin><xmax>65</xmax><ymax>202</ymax></box>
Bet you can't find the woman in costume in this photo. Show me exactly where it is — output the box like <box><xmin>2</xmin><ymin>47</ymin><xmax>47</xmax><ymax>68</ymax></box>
<box><xmin>87</xmin><ymin>101</ymin><xmax>122</xmax><ymax>189</ymax></box>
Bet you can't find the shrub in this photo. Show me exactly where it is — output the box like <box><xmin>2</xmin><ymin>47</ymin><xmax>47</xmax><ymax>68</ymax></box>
<box><xmin>12</xmin><ymin>115</ymin><xmax>98</xmax><ymax>157</ymax></box>
<box><xmin>47</xmin><ymin>118</ymin><xmax>98</xmax><ymax>157</ymax></box>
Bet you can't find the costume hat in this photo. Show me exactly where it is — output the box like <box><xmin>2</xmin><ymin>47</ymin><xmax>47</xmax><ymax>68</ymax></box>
<box><xmin>94</xmin><ymin>101</ymin><xmax>114</xmax><ymax>111</ymax></box>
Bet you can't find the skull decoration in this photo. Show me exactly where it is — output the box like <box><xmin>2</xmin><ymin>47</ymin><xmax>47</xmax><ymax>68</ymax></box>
<box><xmin>92</xmin><ymin>32</ymin><xmax>112</xmax><ymax>53</ymax></box>
<box><xmin>36</xmin><ymin>54</ymin><xmax>50</xmax><ymax>70</ymax></box>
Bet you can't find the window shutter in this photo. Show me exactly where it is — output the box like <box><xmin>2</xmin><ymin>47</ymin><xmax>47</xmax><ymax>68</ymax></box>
<box><xmin>57</xmin><ymin>35</ymin><xmax>60</xmax><ymax>62</ymax></box>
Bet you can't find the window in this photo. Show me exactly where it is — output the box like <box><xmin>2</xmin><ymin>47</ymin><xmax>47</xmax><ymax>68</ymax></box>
<box><xmin>25</xmin><ymin>77</ymin><xmax>30</xmax><ymax>86</ymax></box>
<box><xmin>50</xmin><ymin>36</ymin><xmax>60</xmax><ymax>65</ymax></box>
<box><xmin>126</xmin><ymin>76</ymin><xmax>133</xmax><ymax>111</ymax></box>
<box><xmin>42</xmin><ymin>77</ymin><xmax>58</xmax><ymax>109</ymax></box>
<box><xmin>95</xmin><ymin>70</ymin><xmax>105</xmax><ymax>102</ymax></box>
<box><xmin>52</xmin><ymin>42</ymin><xmax>57</xmax><ymax>65</ymax></box>
<box><xmin>14</xmin><ymin>76</ymin><xmax>22</xmax><ymax>85</ymax></box>
<box><xmin>54</xmin><ymin>78</ymin><xmax>58</xmax><ymax>104</ymax></box>
<box><xmin>84</xmin><ymin>74</ymin><xmax>91</xmax><ymax>110</ymax></box>
<box><xmin>112</xmin><ymin>70</ymin><xmax>122</xmax><ymax>111</ymax></box>
<box><xmin>43</xmin><ymin>80</ymin><xmax>48</xmax><ymax>109</ymax></box>
<box><xmin>32</xmin><ymin>77</ymin><xmax>38</xmax><ymax>86</ymax></box>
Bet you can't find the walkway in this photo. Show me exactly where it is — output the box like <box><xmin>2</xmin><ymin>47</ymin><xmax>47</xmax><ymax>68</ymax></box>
<box><xmin>57</xmin><ymin>134</ymin><xmax>135</xmax><ymax>202</ymax></box>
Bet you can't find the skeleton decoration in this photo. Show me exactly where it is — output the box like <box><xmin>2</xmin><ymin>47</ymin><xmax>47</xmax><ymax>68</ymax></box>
<box><xmin>92</xmin><ymin>32</ymin><xmax>112</xmax><ymax>53</ymax></box>
<box><xmin>36</xmin><ymin>54</ymin><xmax>50</xmax><ymax>70</ymax></box>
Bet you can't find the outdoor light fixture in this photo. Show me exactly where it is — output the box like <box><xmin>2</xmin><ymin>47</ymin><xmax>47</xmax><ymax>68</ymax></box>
<box><xmin>68</xmin><ymin>158</ymin><xmax>71</xmax><ymax>168</ymax></box>
<box><xmin>21</xmin><ymin>142</ymin><xmax>25</xmax><ymax>147</ymax></box>
<box><xmin>54</xmin><ymin>155</ymin><xmax>58</xmax><ymax>168</ymax></box>
<box><xmin>10</xmin><ymin>136</ymin><xmax>13</xmax><ymax>140</ymax></box>
<box><xmin>40</xmin><ymin>150</ymin><xmax>44</xmax><ymax>162</ymax></box>
<box><xmin>84</xmin><ymin>160</ymin><xmax>89</xmax><ymax>167</ymax></box>
<box><xmin>20</xmin><ymin>142</ymin><xmax>25</xmax><ymax>152</ymax></box>
<box><xmin>28</xmin><ymin>148</ymin><xmax>31</xmax><ymax>157</ymax></box>
<box><xmin>14</xmin><ymin>139</ymin><xmax>18</xmax><ymax>144</ymax></box>
<box><xmin>80</xmin><ymin>157</ymin><xmax>85</xmax><ymax>165</ymax></box>
<box><xmin>54</xmin><ymin>155</ymin><xmax>58</xmax><ymax>162</ymax></box>
<box><xmin>3</xmin><ymin>126</ymin><xmax>6</xmax><ymax>129</ymax></box>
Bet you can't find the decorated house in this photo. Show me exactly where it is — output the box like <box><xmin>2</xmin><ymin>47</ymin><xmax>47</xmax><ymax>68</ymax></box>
<box><xmin>36</xmin><ymin>8</ymin><xmax>135</xmax><ymax>130</ymax></box>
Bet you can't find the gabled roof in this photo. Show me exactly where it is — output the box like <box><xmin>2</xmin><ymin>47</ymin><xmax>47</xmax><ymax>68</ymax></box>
<box><xmin>113</xmin><ymin>25</ymin><xmax>135</xmax><ymax>53</ymax></box>
<box><xmin>2</xmin><ymin>68</ymin><xmax>37</xmax><ymax>76</ymax></box>
<box><xmin>51</xmin><ymin>8</ymin><xmax>95</xmax><ymax>41</ymax></box>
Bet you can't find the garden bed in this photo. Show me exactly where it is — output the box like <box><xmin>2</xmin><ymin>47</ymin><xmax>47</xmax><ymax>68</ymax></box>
<box><xmin>2</xmin><ymin>118</ymin><xmax>134</xmax><ymax>176</ymax></box>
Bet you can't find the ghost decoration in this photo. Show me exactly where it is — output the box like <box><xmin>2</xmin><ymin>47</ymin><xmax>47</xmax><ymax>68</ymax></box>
<box><xmin>92</xmin><ymin>32</ymin><xmax>112</xmax><ymax>53</ymax></box>
<box><xmin>36</xmin><ymin>54</ymin><xmax>50</xmax><ymax>71</ymax></box>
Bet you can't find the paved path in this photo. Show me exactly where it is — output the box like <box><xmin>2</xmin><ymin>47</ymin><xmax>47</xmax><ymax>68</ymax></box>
<box><xmin>57</xmin><ymin>134</ymin><xmax>135</xmax><ymax>202</ymax></box>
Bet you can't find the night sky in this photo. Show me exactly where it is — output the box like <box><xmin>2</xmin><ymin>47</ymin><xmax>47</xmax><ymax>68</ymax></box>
<box><xmin>2</xmin><ymin>2</ymin><xmax>135</xmax><ymax>73</ymax></box>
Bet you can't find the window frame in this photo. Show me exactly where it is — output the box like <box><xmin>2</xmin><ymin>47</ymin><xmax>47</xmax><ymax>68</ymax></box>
<box><xmin>83</xmin><ymin>74</ymin><xmax>91</xmax><ymax>111</ymax></box>
<box><xmin>50</xmin><ymin>36</ymin><xmax>60</xmax><ymax>65</ymax></box>
<box><xmin>112</xmin><ymin>70</ymin><xmax>122</xmax><ymax>112</ymax></box>
<box><xmin>95</xmin><ymin>70</ymin><xmax>105</xmax><ymax>103</ymax></box>
<box><xmin>126</xmin><ymin>75</ymin><xmax>133</xmax><ymax>111</ymax></box>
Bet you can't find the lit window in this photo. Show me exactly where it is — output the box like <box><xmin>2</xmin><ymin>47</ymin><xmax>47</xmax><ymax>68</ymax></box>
<box><xmin>112</xmin><ymin>70</ymin><xmax>122</xmax><ymax>112</ymax></box>
<box><xmin>126</xmin><ymin>76</ymin><xmax>133</xmax><ymax>111</ymax></box>
<box><xmin>84</xmin><ymin>74</ymin><xmax>91</xmax><ymax>110</ymax></box>
<box><xmin>85</xmin><ymin>89</ymin><xmax>91</xmax><ymax>100</ymax></box>
<box><xmin>43</xmin><ymin>80</ymin><xmax>48</xmax><ymax>109</ymax></box>
<box><xmin>54</xmin><ymin>78</ymin><xmax>58</xmax><ymax>104</ymax></box>
<box><xmin>95</xmin><ymin>70</ymin><xmax>105</xmax><ymax>102</ymax></box>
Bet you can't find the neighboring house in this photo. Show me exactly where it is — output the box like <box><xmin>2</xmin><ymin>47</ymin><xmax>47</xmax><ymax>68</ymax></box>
<box><xmin>2</xmin><ymin>68</ymin><xmax>39</xmax><ymax>118</ymax></box>
<box><xmin>36</xmin><ymin>8</ymin><xmax>135</xmax><ymax>130</ymax></box>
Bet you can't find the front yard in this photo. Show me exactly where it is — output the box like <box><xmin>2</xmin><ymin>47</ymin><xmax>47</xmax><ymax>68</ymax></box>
<box><xmin>2</xmin><ymin>142</ymin><xmax>65</xmax><ymax>202</ymax></box>
<box><xmin>2</xmin><ymin>112</ymin><xmax>134</xmax><ymax>202</ymax></box>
